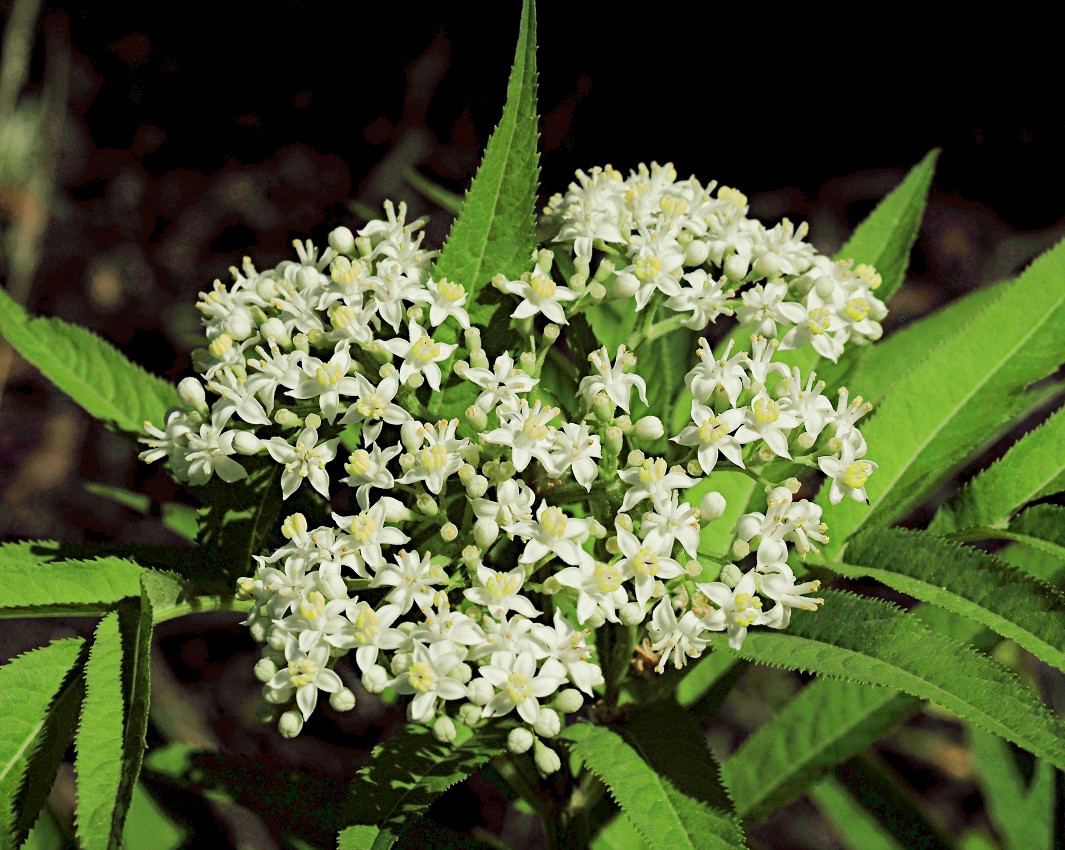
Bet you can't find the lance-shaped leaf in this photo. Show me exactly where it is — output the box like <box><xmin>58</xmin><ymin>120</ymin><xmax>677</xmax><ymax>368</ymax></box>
<box><xmin>818</xmin><ymin>238</ymin><xmax>1065</xmax><ymax>556</ymax></box>
<box><xmin>431</xmin><ymin>0</ymin><xmax>539</xmax><ymax>327</ymax></box>
<box><xmin>0</xmin><ymin>542</ymin><xmax>143</xmax><ymax>616</ymax></box>
<box><xmin>196</xmin><ymin>462</ymin><xmax>282</xmax><ymax>579</ymax></box>
<box><xmin>833</xmin><ymin>528</ymin><xmax>1065</xmax><ymax>673</ymax></box>
<box><xmin>809</xmin><ymin>776</ymin><xmax>908</xmax><ymax>850</ymax></box>
<box><xmin>0</xmin><ymin>638</ymin><xmax>85</xmax><ymax>850</ymax></box>
<box><xmin>74</xmin><ymin>590</ymin><xmax>154</xmax><ymax>850</ymax></box>
<box><xmin>930</xmin><ymin>405</ymin><xmax>1065</xmax><ymax>534</ymax></box>
<box><xmin>0</xmin><ymin>287</ymin><xmax>179</xmax><ymax>436</ymax></box>
<box><xmin>968</xmin><ymin>727</ymin><xmax>1055</xmax><ymax>850</ymax></box>
<box><xmin>560</xmin><ymin>723</ymin><xmax>747</xmax><ymax>850</ymax></box>
<box><xmin>336</xmin><ymin>723</ymin><xmax>509</xmax><ymax>850</ymax></box>
<box><xmin>1006</xmin><ymin>504</ymin><xmax>1065</xmax><ymax>564</ymax></box>
<box><xmin>710</xmin><ymin>590</ymin><xmax>1065</xmax><ymax>770</ymax></box>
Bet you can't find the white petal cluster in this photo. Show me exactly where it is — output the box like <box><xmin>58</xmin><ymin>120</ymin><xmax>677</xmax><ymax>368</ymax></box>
<box><xmin>143</xmin><ymin>166</ymin><xmax>883</xmax><ymax>760</ymax></box>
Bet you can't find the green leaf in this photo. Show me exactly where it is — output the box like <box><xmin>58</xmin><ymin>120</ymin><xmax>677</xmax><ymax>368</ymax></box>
<box><xmin>833</xmin><ymin>528</ymin><xmax>1065</xmax><ymax>673</ymax></box>
<box><xmin>85</xmin><ymin>482</ymin><xmax>198</xmax><ymax>542</ymax></box>
<box><xmin>582</xmin><ymin>300</ymin><xmax>639</xmax><ymax>352</ymax></box>
<box><xmin>836</xmin><ymin>149</ymin><xmax>939</xmax><ymax>302</ymax></box>
<box><xmin>591</xmin><ymin>816</ymin><xmax>647</xmax><ymax>850</ymax></box>
<box><xmin>722</xmin><ymin>680</ymin><xmax>909</xmax><ymax>821</ymax></box>
<box><xmin>196</xmin><ymin>462</ymin><xmax>282</xmax><ymax>579</ymax></box>
<box><xmin>0</xmin><ymin>638</ymin><xmax>85</xmax><ymax>850</ymax></box>
<box><xmin>403</xmin><ymin>168</ymin><xmax>463</xmax><ymax>215</ymax></box>
<box><xmin>0</xmin><ymin>542</ymin><xmax>143</xmax><ymax>616</ymax></box>
<box><xmin>74</xmin><ymin>591</ymin><xmax>154</xmax><ymax>850</ymax></box>
<box><xmin>819</xmin><ymin>238</ymin><xmax>1065</xmax><ymax>557</ymax></box>
<box><xmin>809</xmin><ymin>776</ymin><xmax>908</xmax><ymax>850</ymax></box>
<box><xmin>929</xmin><ymin>405</ymin><xmax>1065</xmax><ymax>534</ymax></box>
<box><xmin>336</xmin><ymin>723</ymin><xmax>508</xmax><ymax>850</ymax></box>
<box><xmin>560</xmin><ymin>723</ymin><xmax>747</xmax><ymax>850</ymax></box>
<box><xmin>431</xmin><ymin>0</ymin><xmax>539</xmax><ymax>326</ymax></box>
<box><xmin>968</xmin><ymin>727</ymin><xmax>1055</xmax><ymax>850</ymax></box>
<box><xmin>0</xmin><ymin>287</ymin><xmax>179</xmax><ymax>436</ymax></box>
<box><xmin>121</xmin><ymin>782</ymin><xmax>186</xmax><ymax>850</ymax></box>
<box><xmin>1007</xmin><ymin>504</ymin><xmax>1065</xmax><ymax>564</ymax></box>
<box><xmin>711</xmin><ymin>590</ymin><xmax>1065</xmax><ymax>770</ymax></box>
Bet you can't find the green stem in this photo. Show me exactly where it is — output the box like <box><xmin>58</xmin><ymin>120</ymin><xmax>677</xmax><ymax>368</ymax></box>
<box><xmin>153</xmin><ymin>594</ymin><xmax>253</xmax><ymax>625</ymax></box>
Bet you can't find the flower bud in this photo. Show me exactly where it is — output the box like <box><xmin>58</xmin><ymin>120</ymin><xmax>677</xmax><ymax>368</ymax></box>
<box><xmin>391</xmin><ymin>652</ymin><xmax>412</xmax><ymax>675</ymax></box>
<box><xmin>620</xmin><ymin>602</ymin><xmax>644</xmax><ymax>626</ymax></box>
<box><xmin>274</xmin><ymin>408</ymin><xmax>300</xmax><ymax>428</ymax></box>
<box><xmin>278</xmin><ymin>709</ymin><xmax>304</xmax><ymax>739</ymax></box>
<box><xmin>361</xmin><ymin>664</ymin><xmax>389</xmax><ymax>694</ymax></box>
<box><xmin>723</xmin><ymin>252</ymin><xmax>749</xmax><ymax>281</ymax></box>
<box><xmin>612</xmin><ymin>272</ymin><xmax>640</xmax><ymax>299</ymax></box>
<box><xmin>465</xmin><ymin>404</ymin><xmax>488</xmax><ymax>432</ymax></box>
<box><xmin>796</xmin><ymin>432</ymin><xmax>816</xmax><ymax>450</ymax></box>
<box><xmin>626</xmin><ymin>449</ymin><xmax>645</xmax><ymax>467</ymax></box>
<box><xmin>267</xmin><ymin>629</ymin><xmax>287</xmax><ymax>652</ymax></box>
<box><xmin>534</xmin><ymin>742</ymin><xmax>562</xmax><ymax>776</ymax></box>
<box><xmin>462</xmin><ymin>545</ymin><xmax>481</xmax><ymax>567</ymax></box>
<box><xmin>699</xmin><ymin>491</ymin><xmax>727</xmax><ymax>522</ymax></box>
<box><xmin>458</xmin><ymin>702</ymin><xmax>483</xmax><ymax>726</ymax></box>
<box><xmin>588</xmin><ymin>282</ymin><xmax>607</xmax><ymax>302</ymax></box>
<box><xmin>519</xmin><ymin>351</ymin><xmax>536</xmax><ymax>373</ymax></box>
<box><xmin>465</xmin><ymin>327</ymin><xmax>482</xmax><ymax>349</ymax></box>
<box><xmin>569</xmin><ymin>273</ymin><xmax>587</xmax><ymax>292</ymax></box>
<box><xmin>507</xmin><ymin>727</ymin><xmax>535</xmax><ymax>754</ymax></box>
<box><xmin>233</xmin><ymin>430</ymin><xmax>263</xmax><ymax>456</ymax></box>
<box><xmin>551</xmin><ymin>689</ymin><xmax>583</xmax><ymax>715</ymax></box>
<box><xmin>253</xmin><ymin>657</ymin><xmax>277</xmax><ymax>683</ymax></box>
<box><xmin>687</xmin><ymin>459</ymin><xmax>703</xmax><ymax>476</ymax></box>
<box><xmin>586</xmin><ymin>609</ymin><xmax>607</xmax><ymax>628</ymax></box>
<box><xmin>292</xmin><ymin>332</ymin><xmax>310</xmax><ymax>354</ymax></box>
<box><xmin>604</xmin><ymin>426</ymin><xmax>624</xmax><ymax>456</ymax></box>
<box><xmin>433</xmin><ymin>715</ymin><xmax>457</xmax><ymax>744</ymax></box>
<box><xmin>543</xmin><ymin>323</ymin><xmax>560</xmax><ymax>343</ymax></box>
<box><xmin>259</xmin><ymin>317</ymin><xmax>289</xmax><ymax>345</ymax></box>
<box><xmin>225</xmin><ymin>312</ymin><xmax>254</xmax><ymax>341</ymax></box>
<box><xmin>614</xmin><ymin>414</ymin><xmax>633</xmax><ymax>433</ymax></box>
<box><xmin>685</xmin><ymin>239</ymin><xmax>710</xmax><ymax>266</ymax></box>
<box><xmin>440</xmin><ymin>522</ymin><xmax>459</xmax><ymax>543</ymax></box>
<box><xmin>731</xmin><ymin>539</ymin><xmax>751</xmax><ymax>559</ymax></box>
<box><xmin>542</xmin><ymin>576</ymin><xmax>562</xmax><ymax>595</ymax></box>
<box><xmin>474</xmin><ymin>518</ymin><xmax>499</xmax><ymax>549</ymax></box>
<box><xmin>720</xmin><ymin>562</ymin><xmax>743</xmax><ymax>588</ymax></box>
<box><xmin>248</xmin><ymin>618</ymin><xmax>268</xmax><ymax>643</ymax></box>
<box><xmin>452</xmin><ymin>662</ymin><xmax>473</xmax><ymax>684</ymax></box>
<box><xmin>593</xmin><ymin>258</ymin><xmax>616</xmax><ymax>282</ymax></box>
<box><xmin>329</xmin><ymin>226</ymin><xmax>355</xmax><ymax>255</ymax></box>
<box><xmin>256</xmin><ymin>278</ymin><xmax>278</xmax><ymax>301</ymax></box>
<box><xmin>592</xmin><ymin>392</ymin><xmax>615</xmax><ymax>422</ymax></box>
<box><xmin>401</xmin><ymin>421</ymin><xmax>424</xmax><ymax>452</ymax></box>
<box><xmin>466</xmin><ymin>474</ymin><xmax>489</xmax><ymax>499</ymax></box>
<box><xmin>178</xmin><ymin>377</ymin><xmax>208</xmax><ymax>414</ymax></box>
<box><xmin>330</xmin><ymin>688</ymin><xmax>357</xmax><ymax>712</ymax></box>
<box><xmin>815</xmin><ymin>276</ymin><xmax>836</xmax><ymax>299</ymax></box>
<box><xmin>355</xmin><ymin>235</ymin><xmax>373</xmax><ymax>256</ymax></box>
<box><xmin>406</xmin><ymin>371</ymin><xmax>425</xmax><ymax>389</ymax></box>
<box><xmin>470</xmin><ymin>348</ymin><xmax>490</xmax><ymax>370</ymax></box>
<box><xmin>534</xmin><ymin>708</ymin><xmax>561</xmax><ymax>738</ymax></box>
<box><xmin>468</xmin><ymin>678</ymin><xmax>494</xmax><ymax>705</ymax></box>
<box><xmin>685</xmin><ymin>559</ymin><xmax>703</xmax><ymax>578</ymax></box>
<box><xmin>615</xmin><ymin>512</ymin><xmax>633</xmax><ymax>531</ymax></box>
<box><xmin>633</xmin><ymin>415</ymin><xmax>664</xmax><ymax>440</ymax></box>
<box><xmin>498</xmin><ymin>460</ymin><xmax>517</xmax><ymax>480</ymax></box>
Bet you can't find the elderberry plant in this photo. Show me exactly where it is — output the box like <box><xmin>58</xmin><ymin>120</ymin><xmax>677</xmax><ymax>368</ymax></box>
<box><xmin>2</xmin><ymin>2</ymin><xmax>1064</xmax><ymax>849</ymax></box>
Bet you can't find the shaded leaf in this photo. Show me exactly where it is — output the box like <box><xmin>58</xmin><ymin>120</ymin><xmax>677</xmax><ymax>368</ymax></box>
<box><xmin>0</xmin><ymin>287</ymin><xmax>179</xmax><ymax>436</ymax></box>
<box><xmin>196</xmin><ymin>462</ymin><xmax>282</xmax><ymax>580</ymax></box>
<box><xmin>809</xmin><ymin>776</ymin><xmax>907</xmax><ymax>850</ymax></box>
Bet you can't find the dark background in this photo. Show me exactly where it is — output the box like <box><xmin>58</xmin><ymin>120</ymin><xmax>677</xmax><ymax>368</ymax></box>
<box><xmin>1</xmin><ymin>2</ymin><xmax>1063</xmax><ymax>848</ymax></box>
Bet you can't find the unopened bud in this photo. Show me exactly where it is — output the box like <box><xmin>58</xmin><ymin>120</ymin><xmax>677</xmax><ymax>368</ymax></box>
<box><xmin>687</xmin><ymin>460</ymin><xmax>703</xmax><ymax>477</ymax></box>
<box><xmin>401</xmin><ymin>421</ymin><xmax>423</xmax><ymax>452</ymax></box>
<box><xmin>452</xmin><ymin>662</ymin><xmax>473</xmax><ymax>684</ymax></box>
<box><xmin>604</xmin><ymin>426</ymin><xmax>624</xmax><ymax>455</ymax></box>
<box><xmin>731</xmin><ymin>539</ymin><xmax>751</xmax><ymax>559</ymax></box>
<box><xmin>586</xmin><ymin>609</ymin><xmax>607</xmax><ymax>628</ymax></box>
<box><xmin>592</xmin><ymin>392</ymin><xmax>615</xmax><ymax>422</ymax></box>
<box><xmin>462</xmin><ymin>545</ymin><xmax>481</xmax><ymax>566</ymax></box>
<box><xmin>432</xmin><ymin>715</ymin><xmax>457</xmax><ymax>744</ymax></box>
<box><xmin>458</xmin><ymin>702</ymin><xmax>483</xmax><ymax>725</ymax></box>
<box><xmin>685</xmin><ymin>239</ymin><xmax>710</xmax><ymax>266</ymax></box>
<box><xmin>620</xmin><ymin>602</ymin><xmax>644</xmax><ymax>626</ymax></box>
<box><xmin>724</xmin><ymin>253</ymin><xmax>750</xmax><ymax>281</ymax></box>
<box><xmin>466</xmin><ymin>474</ymin><xmax>489</xmax><ymax>499</ymax></box>
<box><xmin>292</xmin><ymin>332</ymin><xmax>310</xmax><ymax>354</ymax></box>
<box><xmin>594</xmin><ymin>258</ymin><xmax>616</xmax><ymax>282</ymax></box>
<box><xmin>391</xmin><ymin>652</ymin><xmax>412</xmax><ymax>675</ymax></box>
<box><xmin>588</xmin><ymin>282</ymin><xmax>607</xmax><ymax>302</ymax></box>
<box><xmin>614</xmin><ymin>414</ymin><xmax>632</xmax><ymax>433</ymax></box>
<box><xmin>255</xmin><ymin>703</ymin><xmax>278</xmax><ymax>725</ymax></box>
<box><xmin>259</xmin><ymin>317</ymin><xmax>289</xmax><ymax>345</ymax></box>
<box><xmin>612</xmin><ymin>272</ymin><xmax>640</xmax><ymax>299</ymax></box>
<box><xmin>815</xmin><ymin>276</ymin><xmax>836</xmax><ymax>299</ymax></box>
<box><xmin>233</xmin><ymin>430</ymin><xmax>263</xmax><ymax>456</ymax></box>
<box><xmin>720</xmin><ymin>562</ymin><xmax>743</xmax><ymax>588</ymax></box>
<box><xmin>468</xmin><ymin>678</ymin><xmax>494</xmax><ymax>705</ymax></box>
<box><xmin>328</xmin><ymin>226</ymin><xmax>355</xmax><ymax>254</ymax></box>
<box><xmin>605</xmin><ymin>536</ymin><xmax>621</xmax><ymax>555</ymax></box>
<box><xmin>330</xmin><ymin>688</ymin><xmax>357</xmax><ymax>712</ymax></box>
<box><xmin>363</xmin><ymin>664</ymin><xmax>389</xmax><ymax>693</ymax></box>
<box><xmin>796</xmin><ymin>432</ymin><xmax>816</xmax><ymax>450</ymax></box>
<box><xmin>253</xmin><ymin>657</ymin><xmax>277</xmax><ymax>683</ymax></box>
<box><xmin>274</xmin><ymin>408</ymin><xmax>299</xmax><ymax>428</ymax></box>
<box><xmin>278</xmin><ymin>710</ymin><xmax>304</xmax><ymax>739</ymax></box>
<box><xmin>440</xmin><ymin>522</ymin><xmax>459</xmax><ymax>542</ymax></box>
<box><xmin>474</xmin><ymin>518</ymin><xmax>499</xmax><ymax>549</ymax></box>
<box><xmin>508</xmin><ymin>727</ymin><xmax>535</xmax><ymax>754</ymax></box>
<box><xmin>542</xmin><ymin>576</ymin><xmax>562</xmax><ymax>595</ymax></box>
<box><xmin>534</xmin><ymin>708</ymin><xmax>561</xmax><ymax>738</ymax></box>
<box><xmin>534</xmin><ymin>742</ymin><xmax>562</xmax><ymax>776</ymax></box>
<box><xmin>633</xmin><ymin>415</ymin><xmax>664</xmax><ymax>440</ymax></box>
<box><xmin>470</xmin><ymin>348</ymin><xmax>490</xmax><ymax>370</ymax></box>
<box><xmin>465</xmin><ymin>404</ymin><xmax>488</xmax><ymax>432</ymax></box>
<box><xmin>519</xmin><ymin>351</ymin><xmax>536</xmax><ymax>372</ymax></box>
<box><xmin>543</xmin><ymin>323</ymin><xmax>560</xmax><ymax>343</ymax></box>
<box><xmin>699</xmin><ymin>491</ymin><xmax>727</xmax><ymax>522</ymax></box>
<box><xmin>416</xmin><ymin>494</ymin><xmax>438</xmax><ymax>517</ymax></box>
<box><xmin>178</xmin><ymin>377</ymin><xmax>208</xmax><ymax>413</ymax></box>
<box><xmin>552</xmin><ymin>689</ymin><xmax>583</xmax><ymax>715</ymax></box>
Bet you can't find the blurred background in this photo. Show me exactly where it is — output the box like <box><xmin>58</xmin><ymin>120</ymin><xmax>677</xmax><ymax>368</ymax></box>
<box><xmin>1</xmin><ymin>1</ymin><xmax>1062</xmax><ymax>848</ymax></box>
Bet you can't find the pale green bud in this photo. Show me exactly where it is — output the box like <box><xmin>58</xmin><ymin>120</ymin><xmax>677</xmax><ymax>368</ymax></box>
<box><xmin>253</xmin><ymin>657</ymin><xmax>277</xmax><ymax>683</ymax></box>
<box><xmin>633</xmin><ymin>415</ymin><xmax>664</xmax><ymax>440</ymax></box>
<box><xmin>699</xmin><ymin>491</ymin><xmax>726</xmax><ymax>522</ymax></box>
<box><xmin>551</xmin><ymin>689</ymin><xmax>584</xmax><ymax>715</ymax></box>
<box><xmin>233</xmin><ymin>430</ymin><xmax>263</xmax><ymax>456</ymax></box>
<box><xmin>468</xmin><ymin>678</ymin><xmax>495</xmax><ymax>705</ymax></box>
<box><xmin>362</xmin><ymin>665</ymin><xmax>389</xmax><ymax>694</ymax></box>
<box><xmin>534</xmin><ymin>708</ymin><xmax>561</xmax><ymax>738</ymax></box>
<box><xmin>534</xmin><ymin>742</ymin><xmax>562</xmax><ymax>776</ymax></box>
<box><xmin>433</xmin><ymin>715</ymin><xmax>457</xmax><ymax>744</ymax></box>
<box><xmin>720</xmin><ymin>562</ymin><xmax>743</xmax><ymax>588</ymax></box>
<box><xmin>507</xmin><ymin>727</ymin><xmax>535</xmax><ymax>754</ymax></box>
<box><xmin>330</xmin><ymin>688</ymin><xmax>357</xmax><ymax>712</ymax></box>
<box><xmin>278</xmin><ymin>710</ymin><xmax>304</xmax><ymax>739</ymax></box>
<box><xmin>328</xmin><ymin>226</ymin><xmax>355</xmax><ymax>254</ymax></box>
<box><xmin>178</xmin><ymin>377</ymin><xmax>208</xmax><ymax>414</ymax></box>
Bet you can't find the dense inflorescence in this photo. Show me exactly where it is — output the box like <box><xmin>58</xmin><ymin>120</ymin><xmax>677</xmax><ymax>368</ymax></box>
<box><xmin>141</xmin><ymin>164</ymin><xmax>879</xmax><ymax>767</ymax></box>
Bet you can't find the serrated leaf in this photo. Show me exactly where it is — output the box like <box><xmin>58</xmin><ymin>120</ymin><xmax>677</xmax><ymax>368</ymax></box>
<box><xmin>711</xmin><ymin>590</ymin><xmax>1065</xmax><ymax>770</ymax></box>
<box><xmin>0</xmin><ymin>638</ymin><xmax>85</xmax><ymax>850</ymax></box>
<box><xmin>196</xmin><ymin>462</ymin><xmax>282</xmax><ymax>579</ymax></box>
<box><xmin>74</xmin><ymin>591</ymin><xmax>153</xmax><ymax>850</ymax></box>
<box><xmin>819</xmin><ymin>239</ymin><xmax>1065</xmax><ymax>556</ymax></box>
<box><xmin>722</xmin><ymin>680</ymin><xmax>909</xmax><ymax>821</ymax></box>
<box><xmin>968</xmin><ymin>727</ymin><xmax>1055</xmax><ymax>850</ymax></box>
<box><xmin>834</xmin><ymin>528</ymin><xmax>1065</xmax><ymax>672</ymax></box>
<box><xmin>0</xmin><ymin>287</ymin><xmax>179</xmax><ymax>436</ymax></box>
<box><xmin>431</xmin><ymin>0</ymin><xmax>539</xmax><ymax>327</ymax></box>
<box><xmin>560</xmin><ymin>723</ymin><xmax>747</xmax><ymax>850</ymax></box>
<box><xmin>0</xmin><ymin>542</ymin><xmax>143</xmax><ymax>616</ymax></box>
<box><xmin>1007</xmin><ymin>504</ymin><xmax>1065</xmax><ymax>564</ymax></box>
<box><xmin>809</xmin><ymin>776</ymin><xmax>908</xmax><ymax>850</ymax></box>
<box><xmin>336</xmin><ymin>723</ymin><xmax>508</xmax><ymax>850</ymax></box>
<box><xmin>591</xmin><ymin>815</ymin><xmax>647</xmax><ymax>850</ymax></box>
<box><xmin>930</xmin><ymin>405</ymin><xmax>1065</xmax><ymax>534</ymax></box>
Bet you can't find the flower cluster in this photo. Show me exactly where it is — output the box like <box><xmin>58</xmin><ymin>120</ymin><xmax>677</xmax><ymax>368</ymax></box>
<box><xmin>142</xmin><ymin>164</ymin><xmax>879</xmax><ymax>768</ymax></box>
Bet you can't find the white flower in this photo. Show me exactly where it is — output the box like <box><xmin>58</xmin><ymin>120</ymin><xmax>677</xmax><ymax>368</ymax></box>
<box><xmin>664</xmin><ymin>269</ymin><xmax>732</xmax><ymax>329</ymax></box>
<box><xmin>481</xmin><ymin>399</ymin><xmax>559</xmax><ymax>472</ymax></box>
<box><xmin>548</xmin><ymin>422</ymin><xmax>602</xmax><ymax>490</ymax></box>
<box><xmin>671</xmin><ymin>402</ymin><xmax>748</xmax><ymax>474</ymax></box>
<box><xmin>286</xmin><ymin>342</ymin><xmax>363</xmax><ymax>423</ymax></box>
<box><xmin>777</xmin><ymin>367</ymin><xmax>833</xmax><ymax>441</ymax></box>
<box><xmin>184</xmin><ymin>412</ymin><xmax>250</xmax><ymax>486</ymax></box>
<box><xmin>507</xmin><ymin>502</ymin><xmax>593</xmax><ymax>568</ymax></box>
<box><xmin>396</xmin><ymin>418</ymin><xmax>469</xmax><ymax>495</ymax></box>
<box><xmin>342</xmin><ymin>442</ymin><xmax>402</xmax><ymax>510</ymax></box>
<box><xmin>615</xmin><ymin>525</ymin><xmax>684</xmax><ymax>606</ymax></box>
<box><xmin>578</xmin><ymin>345</ymin><xmax>648</xmax><ymax>413</ymax></box>
<box><xmin>140</xmin><ymin>409</ymin><xmax>192</xmax><ymax>478</ymax></box>
<box><xmin>479</xmin><ymin>651</ymin><xmax>568</xmax><ymax>723</ymax></box>
<box><xmin>207</xmin><ymin>366</ymin><xmax>272</xmax><ymax>427</ymax></box>
<box><xmin>696</xmin><ymin>570</ymin><xmax>766</xmax><ymax>650</ymax></box>
<box><xmin>735</xmin><ymin>394</ymin><xmax>800</xmax><ymax>459</ymax></box>
<box><xmin>647</xmin><ymin>599</ymin><xmax>710</xmax><ymax>672</ymax></box>
<box><xmin>338</xmin><ymin>373</ymin><xmax>410</xmax><ymax>444</ymax></box>
<box><xmin>686</xmin><ymin>337</ymin><xmax>746</xmax><ymax>408</ymax></box>
<box><xmin>380</xmin><ymin>321</ymin><xmax>457</xmax><ymax>391</ymax></box>
<box><xmin>622</xmin><ymin>226</ymin><xmax>685</xmax><ymax>311</ymax></box>
<box><xmin>332</xmin><ymin>498</ymin><xmax>410</xmax><ymax>573</ymax></box>
<box><xmin>818</xmin><ymin>438</ymin><xmax>877</xmax><ymax>504</ymax></box>
<box><xmin>265</xmin><ymin>643</ymin><xmax>343</xmax><ymax>720</ymax></box>
<box><xmin>265</xmin><ymin>417</ymin><xmax>340</xmax><ymax>499</ymax></box>
<box><xmin>500</xmin><ymin>266</ymin><xmax>577</xmax><ymax>325</ymax></box>
<box><xmin>331</xmin><ymin>601</ymin><xmax>406</xmax><ymax>673</ymax></box>
<box><xmin>464</xmin><ymin>564</ymin><xmax>540</xmax><ymax>619</ymax></box>
<box><xmin>245</xmin><ymin>343</ymin><xmax>304</xmax><ymax>412</ymax></box>
<box><xmin>392</xmin><ymin>641</ymin><xmax>469</xmax><ymax>723</ymax></box>
<box><xmin>554</xmin><ymin>559</ymin><xmax>631</xmax><ymax>624</ymax></box>
<box><xmin>641</xmin><ymin>493</ymin><xmax>701</xmax><ymax>561</ymax></box>
<box><xmin>425</xmin><ymin>277</ymin><xmax>471</xmax><ymax>330</ymax></box>
<box><xmin>617</xmin><ymin>457</ymin><xmax>700</xmax><ymax>513</ymax></box>
<box><xmin>462</xmin><ymin>352</ymin><xmax>538</xmax><ymax>413</ymax></box>
<box><xmin>410</xmin><ymin>603</ymin><xmax>486</xmax><ymax>648</ymax></box>
<box><xmin>736</xmin><ymin>280</ymin><xmax>789</xmax><ymax>338</ymax></box>
<box><xmin>473</xmin><ymin>478</ymin><xmax>536</xmax><ymax>527</ymax></box>
<box><xmin>531</xmin><ymin>609</ymin><xmax>604</xmax><ymax>695</ymax></box>
<box><xmin>470</xmin><ymin>614</ymin><xmax>538</xmax><ymax>660</ymax></box>
<box><xmin>372</xmin><ymin>549</ymin><xmax>447</xmax><ymax>613</ymax></box>
<box><xmin>778</xmin><ymin>295</ymin><xmax>845</xmax><ymax>362</ymax></box>
<box><xmin>755</xmin><ymin>563</ymin><xmax>824</xmax><ymax>630</ymax></box>
<box><xmin>366</xmin><ymin>259</ymin><xmax>431</xmax><ymax>331</ymax></box>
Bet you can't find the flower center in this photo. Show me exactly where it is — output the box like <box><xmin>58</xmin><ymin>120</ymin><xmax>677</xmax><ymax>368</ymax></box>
<box><xmin>842</xmin><ymin>461</ymin><xmax>873</xmax><ymax>489</ymax></box>
<box><xmin>418</xmin><ymin>444</ymin><xmax>449</xmax><ymax>471</ymax></box>
<box><xmin>356</xmin><ymin>393</ymin><xmax>385</xmax><ymax>419</ymax></box>
<box><xmin>506</xmin><ymin>671</ymin><xmax>532</xmax><ymax>704</ymax></box>
<box><xmin>408</xmin><ymin>661</ymin><xmax>436</xmax><ymax>693</ymax></box>
<box><xmin>530</xmin><ymin>274</ymin><xmax>556</xmax><ymax>300</ymax></box>
<box><xmin>540</xmin><ymin>507</ymin><xmax>568</xmax><ymax>538</ymax></box>
<box><xmin>754</xmin><ymin>399</ymin><xmax>780</xmax><ymax>425</ymax></box>
<box><xmin>845</xmin><ymin>298</ymin><xmax>870</xmax><ymax>322</ymax></box>
<box><xmin>411</xmin><ymin>335</ymin><xmax>441</xmax><ymax>364</ymax></box>
<box><xmin>287</xmin><ymin>658</ymin><xmax>318</xmax><ymax>688</ymax></box>
<box><xmin>316</xmin><ymin>362</ymin><xmax>344</xmax><ymax>386</ymax></box>
<box><xmin>350</xmin><ymin>513</ymin><xmax>379</xmax><ymax>543</ymax></box>
<box><xmin>594</xmin><ymin>561</ymin><xmax>624</xmax><ymax>592</ymax></box>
